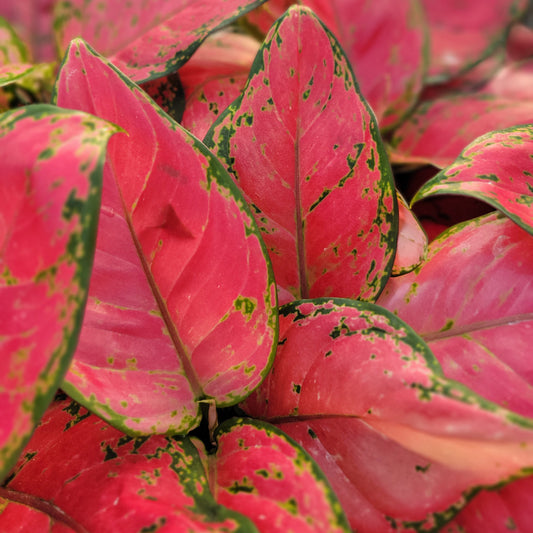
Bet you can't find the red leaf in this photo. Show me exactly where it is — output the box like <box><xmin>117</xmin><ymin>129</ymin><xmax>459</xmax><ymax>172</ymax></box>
<box><xmin>242</xmin><ymin>297</ymin><xmax>533</xmax><ymax>530</ymax></box>
<box><xmin>412</xmin><ymin>125</ymin><xmax>533</xmax><ymax>236</ymax></box>
<box><xmin>389</xmin><ymin>95</ymin><xmax>533</xmax><ymax>168</ymax></box>
<box><xmin>392</xmin><ymin>192</ymin><xmax>427</xmax><ymax>276</ymax></box>
<box><xmin>53</xmin><ymin>40</ymin><xmax>277</xmax><ymax>436</ymax></box>
<box><xmin>177</xmin><ymin>30</ymin><xmax>260</xmax><ymax>139</ymax></box>
<box><xmin>244</xmin><ymin>0</ymin><xmax>427</xmax><ymax>129</ymax></box>
<box><xmin>422</xmin><ymin>0</ymin><xmax>528</xmax><ymax>82</ymax></box>
<box><xmin>0</xmin><ymin>105</ymin><xmax>116</xmax><ymax>481</ymax></box>
<box><xmin>0</xmin><ymin>1</ymin><xmax>56</xmax><ymax>62</ymax></box>
<box><xmin>378</xmin><ymin>213</ymin><xmax>533</xmax><ymax>418</ymax></box>
<box><xmin>205</xmin><ymin>6</ymin><xmax>397</xmax><ymax>304</ymax></box>
<box><xmin>208</xmin><ymin>418</ymin><xmax>350</xmax><ymax>532</ymax></box>
<box><xmin>54</xmin><ymin>0</ymin><xmax>267</xmax><ymax>82</ymax></box>
<box><xmin>445</xmin><ymin>475</ymin><xmax>533</xmax><ymax>532</ymax></box>
<box><xmin>3</xmin><ymin>397</ymin><xmax>349</xmax><ymax>532</ymax></box>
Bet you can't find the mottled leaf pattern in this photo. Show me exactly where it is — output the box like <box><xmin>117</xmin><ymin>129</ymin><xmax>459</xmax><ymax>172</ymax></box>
<box><xmin>390</xmin><ymin>95</ymin><xmax>533</xmax><ymax>168</ymax></box>
<box><xmin>2</xmin><ymin>397</ymin><xmax>349</xmax><ymax>532</ymax></box>
<box><xmin>412</xmin><ymin>125</ymin><xmax>533</xmax><ymax>236</ymax></box>
<box><xmin>423</xmin><ymin>0</ymin><xmax>528</xmax><ymax>82</ymax></box>
<box><xmin>205</xmin><ymin>6</ymin><xmax>397</xmax><ymax>304</ymax></box>
<box><xmin>242</xmin><ymin>298</ymin><xmax>533</xmax><ymax>531</ymax></box>
<box><xmin>206</xmin><ymin>418</ymin><xmax>350</xmax><ymax>532</ymax></box>
<box><xmin>0</xmin><ymin>105</ymin><xmax>117</xmax><ymax>481</ymax></box>
<box><xmin>444</xmin><ymin>475</ymin><xmax>533</xmax><ymax>532</ymax></box>
<box><xmin>244</xmin><ymin>0</ymin><xmax>427</xmax><ymax>129</ymax></box>
<box><xmin>378</xmin><ymin>212</ymin><xmax>533</xmax><ymax>419</ymax></box>
<box><xmin>3</xmin><ymin>396</ymin><xmax>258</xmax><ymax>532</ymax></box>
<box><xmin>54</xmin><ymin>0</ymin><xmax>267</xmax><ymax>82</ymax></box>
<box><xmin>54</xmin><ymin>40</ymin><xmax>277</xmax><ymax>436</ymax></box>
<box><xmin>177</xmin><ymin>31</ymin><xmax>260</xmax><ymax>139</ymax></box>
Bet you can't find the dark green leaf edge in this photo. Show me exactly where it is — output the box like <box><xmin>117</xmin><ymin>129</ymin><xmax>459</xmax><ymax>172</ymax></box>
<box><xmin>280</xmin><ymin>297</ymin><xmax>533</xmax><ymax>431</ymax></box>
<box><xmin>203</xmin><ymin>5</ymin><xmax>399</xmax><ymax>302</ymax></box>
<box><xmin>411</xmin><ymin>124</ymin><xmax>533</xmax><ymax>237</ymax></box>
<box><xmin>215</xmin><ymin>416</ymin><xmax>352</xmax><ymax>532</ymax></box>
<box><xmin>0</xmin><ymin>104</ymin><xmax>118</xmax><ymax>482</ymax></box>
<box><xmin>52</xmin><ymin>39</ymin><xmax>279</xmax><ymax>429</ymax></box>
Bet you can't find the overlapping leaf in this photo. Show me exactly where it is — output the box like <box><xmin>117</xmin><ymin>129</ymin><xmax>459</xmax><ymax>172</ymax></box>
<box><xmin>422</xmin><ymin>0</ymin><xmax>527</xmax><ymax>82</ymax></box>
<box><xmin>177</xmin><ymin>30</ymin><xmax>260</xmax><ymax>139</ymax></box>
<box><xmin>0</xmin><ymin>105</ymin><xmax>117</xmax><ymax>481</ymax></box>
<box><xmin>392</xmin><ymin>192</ymin><xmax>427</xmax><ymax>276</ymax></box>
<box><xmin>445</xmin><ymin>475</ymin><xmax>533</xmax><ymax>531</ymax></box>
<box><xmin>205</xmin><ymin>6</ymin><xmax>397</xmax><ymax>304</ymax></box>
<box><xmin>1</xmin><ymin>396</ymin><xmax>349</xmax><ymax>532</ymax></box>
<box><xmin>389</xmin><ymin>95</ymin><xmax>533</xmax><ymax>168</ymax></box>
<box><xmin>53</xmin><ymin>39</ymin><xmax>277</xmax><ymax>436</ymax></box>
<box><xmin>378</xmin><ymin>212</ymin><xmax>533</xmax><ymax>418</ymax></box>
<box><xmin>412</xmin><ymin>125</ymin><xmax>533</xmax><ymax>236</ymax></box>
<box><xmin>54</xmin><ymin>0</ymin><xmax>267</xmax><ymax>82</ymax></box>
<box><xmin>245</xmin><ymin>0</ymin><xmax>427</xmax><ymax>130</ymax></box>
<box><xmin>242</xmin><ymin>298</ymin><xmax>533</xmax><ymax>531</ymax></box>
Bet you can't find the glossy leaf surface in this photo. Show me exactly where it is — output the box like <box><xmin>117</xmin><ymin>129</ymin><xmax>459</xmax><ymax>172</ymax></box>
<box><xmin>178</xmin><ymin>30</ymin><xmax>260</xmax><ymax>139</ymax></box>
<box><xmin>392</xmin><ymin>192</ymin><xmax>427</xmax><ymax>276</ymax></box>
<box><xmin>444</xmin><ymin>475</ymin><xmax>533</xmax><ymax>532</ymax></box>
<box><xmin>412</xmin><ymin>125</ymin><xmax>533</xmax><ymax>236</ymax></box>
<box><xmin>207</xmin><ymin>418</ymin><xmax>350</xmax><ymax>532</ymax></box>
<box><xmin>54</xmin><ymin>40</ymin><xmax>277</xmax><ymax>435</ymax></box>
<box><xmin>390</xmin><ymin>95</ymin><xmax>533</xmax><ymax>168</ymax></box>
<box><xmin>3</xmin><ymin>396</ymin><xmax>258</xmax><ymax>532</ymax></box>
<box><xmin>54</xmin><ymin>0</ymin><xmax>267</xmax><ymax>82</ymax></box>
<box><xmin>242</xmin><ymin>298</ymin><xmax>533</xmax><ymax>530</ymax></box>
<box><xmin>3</xmin><ymin>397</ymin><xmax>349</xmax><ymax>532</ymax></box>
<box><xmin>0</xmin><ymin>104</ymin><xmax>116</xmax><ymax>481</ymax></box>
<box><xmin>423</xmin><ymin>0</ymin><xmax>527</xmax><ymax>82</ymax></box>
<box><xmin>205</xmin><ymin>6</ymin><xmax>397</xmax><ymax>304</ymax></box>
<box><xmin>378</xmin><ymin>213</ymin><xmax>533</xmax><ymax>419</ymax></box>
<box><xmin>244</xmin><ymin>0</ymin><xmax>427</xmax><ymax>129</ymax></box>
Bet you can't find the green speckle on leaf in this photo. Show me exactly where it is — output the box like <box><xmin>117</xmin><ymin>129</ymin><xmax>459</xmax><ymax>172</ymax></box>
<box><xmin>293</xmin><ymin>383</ymin><xmax>301</xmax><ymax>394</ymax></box>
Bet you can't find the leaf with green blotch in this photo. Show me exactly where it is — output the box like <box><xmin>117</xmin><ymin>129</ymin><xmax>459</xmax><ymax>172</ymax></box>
<box><xmin>244</xmin><ymin>0</ymin><xmax>427</xmax><ymax>130</ymax></box>
<box><xmin>205</xmin><ymin>6</ymin><xmax>397</xmax><ymax>305</ymax></box>
<box><xmin>0</xmin><ymin>104</ymin><xmax>118</xmax><ymax>482</ymax></box>
<box><xmin>389</xmin><ymin>95</ymin><xmax>533</xmax><ymax>169</ymax></box>
<box><xmin>2</xmin><ymin>396</ymin><xmax>258</xmax><ymax>532</ymax></box>
<box><xmin>241</xmin><ymin>297</ymin><xmax>533</xmax><ymax>531</ymax></box>
<box><xmin>2</xmin><ymin>397</ymin><xmax>349</xmax><ymax>532</ymax></box>
<box><xmin>54</xmin><ymin>39</ymin><xmax>277</xmax><ymax>437</ymax></box>
<box><xmin>176</xmin><ymin>30</ymin><xmax>260</xmax><ymax>140</ymax></box>
<box><xmin>378</xmin><ymin>212</ymin><xmax>533</xmax><ymax>421</ymax></box>
<box><xmin>445</xmin><ymin>475</ymin><xmax>533</xmax><ymax>532</ymax></box>
<box><xmin>54</xmin><ymin>0</ymin><xmax>267</xmax><ymax>83</ymax></box>
<box><xmin>422</xmin><ymin>0</ymin><xmax>528</xmax><ymax>83</ymax></box>
<box><xmin>411</xmin><ymin>125</ymin><xmax>533</xmax><ymax>236</ymax></box>
<box><xmin>206</xmin><ymin>418</ymin><xmax>350</xmax><ymax>533</ymax></box>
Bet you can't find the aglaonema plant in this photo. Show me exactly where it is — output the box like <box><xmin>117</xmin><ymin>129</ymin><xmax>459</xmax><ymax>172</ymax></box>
<box><xmin>2</xmin><ymin>1</ymin><xmax>533</xmax><ymax>532</ymax></box>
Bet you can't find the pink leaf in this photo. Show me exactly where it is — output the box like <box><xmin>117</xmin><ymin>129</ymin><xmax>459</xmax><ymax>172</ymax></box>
<box><xmin>412</xmin><ymin>125</ymin><xmax>533</xmax><ymax>236</ymax></box>
<box><xmin>177</xmin><ymin>30</ymin><xmax>260</xmax><ymax>139</ymax></box>
<box><xmin>205</xmin><ymin>6</ymin><xmax>397</xmax><ymax>304</ymax></box>
<box><xmin>0</xmin><ymin>105</ymin><xmax>117</xmax><ymax>480</ymax></box>
<box><xmin>3</xmin><ymin>396</ymin><xmax>349</xmax><ymax>532</ymax></box>
<box><xmin>378</xmin><ymin>213</ymin><xmax>533</xmax><ymax>419</ymax></box>
<box><xmin>392</xmin><ymin>192</ymin><xmax>427</xmax><ymax>276</ymax></box>
<box><xmin>54</xmin><ymin>39</ymin><xmax>277</xmax><ymax>436</ymax></box>
<box><xmin>242</xmin><ymin>297</ymin><xmax>533</xmax><ymax>530</ymax></box>
<box><xmin>422</xmin><ymin>0</ymin><xmax>528</xmax><ymax>82</ymax></box>
<box><xmin>54</xmin><ymin>0</ymin><xmax>267</xmax><ymax>82</ymax></box>
<box><xmin>244</xmin><ymin>0</ymin><xmax>427</xmax><ymax>129</ymax></box>
<box><xmin>389</xmin><ymin>95</ymin><xmax>533</xmax><ymax>168</ymax></box>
